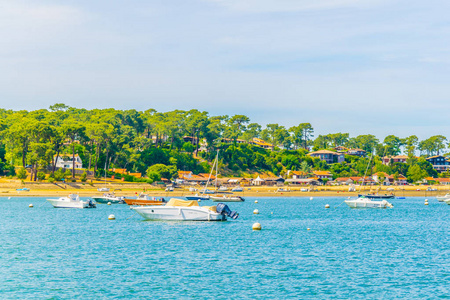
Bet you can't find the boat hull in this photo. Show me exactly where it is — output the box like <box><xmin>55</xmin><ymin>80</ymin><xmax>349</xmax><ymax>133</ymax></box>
<box><xmin>124</xmin><ymin>199</ymin><xmax>166</xmax><ymax>206</ymax></box>
<box><xmin>211</xmin><ymin>196</ymin><xmax>244</xmax><ymax>202</ymax></box>
<box><xmin>358</xmin><ymin>194</ymin><xmax>395</xmax><ymax>199</ymax></box>
<box><xmin>436</xmin><ymin>195</ymin><xmax>450</xmax><ymax>202</ymax></box>
<box><xmin>47</xmin><ymin>199</ymin><xmax>92</xmax><ymax>209</ymax></box>
<box><xmin>345</xmin><ymin>198</ymin><xmax>393</xmax><ymax>209</ymax></box>
<box><xmin>185</xmin><ymin>195</ymin><xmax>210</xmax><ymax>201</ymax></box>
<box><xmin>132</xmin><ymin>206</ymin><xmax>226</xmax><ymax>221</ymax></box>
<box><xmin>92</xmin><ymin>196</ymin><xmax>124</xmax><ymax>204</ymax></box>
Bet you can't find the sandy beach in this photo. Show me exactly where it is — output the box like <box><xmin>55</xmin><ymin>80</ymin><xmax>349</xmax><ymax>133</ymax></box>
<box><xmin>2</xmin><ymin>178</ymin><xmax>449</xmax><ymax>198</ymax></box>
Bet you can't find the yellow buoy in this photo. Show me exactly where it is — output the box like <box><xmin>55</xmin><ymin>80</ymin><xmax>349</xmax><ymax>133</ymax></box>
<box><xmin>253</xmin><ymin>209</ymin><xmax>259</xmax><ymax>214</ymax></box>
<box><xmin>325</xmin><ymin>204</ymin><xmax>330</xmax><ymax>209</ymax></box>
<box><xmin>252</xmin><ymin>223</ymin><xmax>262</xmax><ymax>230</ymax></box>
<box><xmin>108</xmin><ymin>214</ymin><xmax>116</xmax><ymax>220</ymax></box>
<box><xmin>107</xmin><ymin>202</ymin><xmax>112</xmax><ymax>205</ymax></box>
<box><xmin>424</xmin><ymin>202</ymin><xmax>429</xmax><ymax>206</ymax></box>
<box><xmin>307</xmin><ymin>228</ymin><xmax>311</xmax><ymax>231</ymax></box>
<box><xmin>29</xmin><ymin>204</ymin><xmax>33</xmax><ymax>208</ymax></box>
<box><xmin>255</xmin><ymin>200</ymin><xmax>258</xmax><ymax>203</ymax></box>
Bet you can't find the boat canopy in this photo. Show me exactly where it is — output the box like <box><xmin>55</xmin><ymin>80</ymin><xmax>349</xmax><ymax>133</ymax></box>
<box><xmin>166</xmin><ymin>198</ymin><xmax>199</xmax><ymax>207</ymax></box>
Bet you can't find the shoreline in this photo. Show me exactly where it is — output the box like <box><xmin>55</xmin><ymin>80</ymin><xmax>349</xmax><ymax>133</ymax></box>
<box><xmin>1</xmin><ymin>179</ymin><xmax>448</xmax><ymax>198</ymax></box>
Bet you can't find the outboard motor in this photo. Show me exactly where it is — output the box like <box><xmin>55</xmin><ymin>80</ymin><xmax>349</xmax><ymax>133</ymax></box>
<box><xmin>216</xmin><ymin>203</ymin><xmax>239</xmax><ymax>220</ymax></box>
<box><xmin>88</xmin><ymin>199</ymin><xmax>97</xmax><ymax>208</ymax></box>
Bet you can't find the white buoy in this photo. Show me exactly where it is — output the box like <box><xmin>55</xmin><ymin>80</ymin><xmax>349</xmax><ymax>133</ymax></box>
<box><xmin>252</xmin><ymin>223</ymin><xmax>262</xmax><ymax>230</ymax></box>
<box><xmin>310</xmin><ymin>197</ymin><xmax>313</xmax><ymax>201</ymax></box>
<box><xmin>307</xmin><ymin>228</ymin><xmax>311</xmax><ymax>231</ymax></box>
<box><xmin>198</xmin><ymin>199</ymin><xmax>201</xmax><ymax>202</ymax></box>
<box><xmin>8</xmin><ymin>197</ymin><xmax>11</xmax><ymax>200</ymax></box>
<box><xmin>255</xmin><ymin>200</ymin><xmax>258</xmax><ymax>203</ymax></box>
<box><xmin>107</xmin><ymin>202</ymin><xmax>111</xmax><ymax>205</ymax></box>
<box><xmin>108</xmin><ymin>214</ymin><xmax>116</xmax><ymax>220</ymax></box>
<box><xmin>325</xmin><ymin>204</ymin><xmax>330</xmax><ymax>209</ymax></box>
<box><xmin>425</xmin><ymin>199</ymin><xmax>428</xmax><ymax>202</ymax></box>
<box><xmin>424</xmin><ymin>202</ymin><xmax>429</xmax><ymax>206</ymax></box>
<box><xmin>253</xmin><ymin>209</ymin><xmax>259</xmax><ymax>214</ymax></box>
<box><xmin>29</xmin><ymin>204</ymin><xmax>33</xmax><ymax>208</ymax></box>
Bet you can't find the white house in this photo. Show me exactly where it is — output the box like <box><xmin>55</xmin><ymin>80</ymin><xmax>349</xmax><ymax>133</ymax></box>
<box><xmin>54</xmin><ymin>154</ymin><xmax>83</xmax><ymax>169</ymax></box>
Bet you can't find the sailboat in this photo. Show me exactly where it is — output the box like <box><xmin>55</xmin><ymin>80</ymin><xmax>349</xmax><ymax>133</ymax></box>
<box><xmin>186</xmin><ymin>151</ymin><xmax>220</xmax><ymax>201</ymax></box>
<box><xmin>207</xmin><ymin>150</ymin><xmax>245</xmax><ymax>202</ymax></box>
<box><xmin>345</xmin><ymin>154</ymin><xmax>393</xmax><ymax>209</ymax></box>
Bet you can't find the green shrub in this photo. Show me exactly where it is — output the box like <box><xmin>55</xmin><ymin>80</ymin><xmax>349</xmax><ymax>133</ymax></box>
<box><xmin>17</xmin><ymin>168</ymin><xmax>27</xmax><ymax>179</ymax></box>
<box><xmin>80</xmin><ymin>171</ymin><xmax>87</xmax><ymax>182</ymax></box>
<box><xmin>54</xmin><ymin>169</ymin><xmax>64</xmax><ymax>181</ymax></box>
<box><xmin>37</xmin><ymin>171</ymin><xmax>46</xmax><ymax>181</ymax></box>
<box><xmin>48</xmin><ymin>177</ymin><xmax>55</xmax><ymax>183</ymax></box>
<box><xmin>64</xmin><ymin>170</ymin><xmax>72</xmax><ymax>180</ymax></box>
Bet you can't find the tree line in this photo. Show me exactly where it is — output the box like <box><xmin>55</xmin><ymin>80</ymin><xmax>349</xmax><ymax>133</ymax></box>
<box><xmin>0</xmin><ymin>104</ymin><xmax>447</xmax><ymax>183</ymax></box>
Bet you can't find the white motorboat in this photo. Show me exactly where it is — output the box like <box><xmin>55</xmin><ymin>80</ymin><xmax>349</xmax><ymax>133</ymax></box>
<box><xmin>47</xmin><ymin>194</ymin><xmax>96</xmax><ymax>209</ymax></box>
<box><xmin>185</xmin><ymin>193</ymin><xmax>210</xmax><ymax>201</ymax></box>
<box><xmin>345</xmin><ymin>153</ymin><xmax>393</xmax><ymax>209</ymax></box>
<box><xmin>92</xmin><ymin>193</ymin><xmax>125</xmax><ymax>204</ymax></box>
<box><xmin>344</xmin><ymin>197</ymin><xmax>393</xmax><ymax>209</ymax></box>
<box><xmin>98</xmin><ymin>187</ymin><xmax>110</xmax><ymax>192</ymax></box>
<box><xmin>436</xmin><ymin>194</ymin><xmax>450</xmax><ymax>202</ymax></box>
<box><xmin>218</xmin><ymin>186</ymin><xmax>228</xmax><ymax>192</ymax></box>
<box><xmin>444</xmin><ymin>198</ymin><xmax>450</xmax><ymax>205</ymax></box>
<box><xmin>131</xmin><ymin>198</ymin><xmax>239</xmax><ymax>221</ymax></box>
<box><xmin>210</xmin><ymin>194</ymin><xmax>245</xmax><ymax>202</ymax></box>
<box><xmin>231</xmin><ymin>186</ymin><xmax>243</xmax><ymax>192</ymax></box>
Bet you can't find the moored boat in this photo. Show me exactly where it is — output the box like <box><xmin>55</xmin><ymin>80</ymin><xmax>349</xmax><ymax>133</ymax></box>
<box><xmin>357</xmin><ymin>194</ymin><xmax>395</xmax><ymax>199</ymax></box>
<box><xmin>47</xmin><ymin>194</ymin><xmax>96</xmax><ymax>209</ymax></box>
<box><xmin>436</xmin><ymin>193</ymin><xmax>450</xmax><ymax>202</ymax></box>
<box><xmin>345</xmin><ymin>197</ymin><xmax>393</xmax><ymax>209</ymax></box>
<box><xmin>92</xmin><ymin>193</ymin><xmax>125</xmax><ymax>204</ymax></box>
<box><xmin>185</xmin><ymin>193</ymin><xmax>210</xmax><ymax>201</ymax></box>
<box><xmin>231</xmin><ymin>186</ymin><xmax>243</xmax><ymax>192</ymax></box>
<box><xmin>124</xmin><ymin>193</ymin><xmax>167</xmax><ymax>205</ymax></box>
<box><xmin>210</xmin><ymin>194</ymin><xmax>245</xmax><ymax>202</ymax></box>
<box><xmin>131</xmin><ymin>198</ymin><xmax>239</xmax><ymax>221</ymax></box>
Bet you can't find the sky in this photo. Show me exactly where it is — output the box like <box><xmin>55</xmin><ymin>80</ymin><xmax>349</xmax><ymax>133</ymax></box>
<box><xmin>1</xmin><ymin>0</ymin><xmax>450</xmax><ymax>140</ymax></box>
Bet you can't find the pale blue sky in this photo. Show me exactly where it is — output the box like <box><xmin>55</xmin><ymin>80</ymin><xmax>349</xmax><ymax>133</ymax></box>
<box><xmin>1</xmin><ymin>0</ymin><xmax>449</xmax><ymax>139</ymax></box>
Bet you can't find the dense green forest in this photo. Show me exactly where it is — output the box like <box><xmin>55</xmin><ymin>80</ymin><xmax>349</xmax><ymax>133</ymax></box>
<box><xmin>0</xmin><ymin>104</ymin><xmax>448</xmax><ymax>183</ymax></box>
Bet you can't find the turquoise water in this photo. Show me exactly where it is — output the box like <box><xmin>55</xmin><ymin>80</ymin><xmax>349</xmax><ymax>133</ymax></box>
<box><xmin>0</xmin><ymin>196</ymin><xmax>448</xmax><ymax>299</ymax></box>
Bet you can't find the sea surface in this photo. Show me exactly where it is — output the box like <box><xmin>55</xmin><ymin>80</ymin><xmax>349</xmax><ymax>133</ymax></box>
<box><xmin>0</xmin><ymin>196</ymin><xmax>449</xmax><ymax>299</ymax></box>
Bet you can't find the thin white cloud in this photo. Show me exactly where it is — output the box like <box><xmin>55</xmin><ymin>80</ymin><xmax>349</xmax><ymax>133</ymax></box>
<box><xmin>0</xmin><ymin>1</ymin><xmax>85</xmax><ymax>26</ymax></box>
<box><xmin>205</xmin><ymin>0</ymin><xmax>385</xmax><ymax>12</ymax></box>
<box><xmin>0</xmin><ymin>1</ymin><xmax>86</xmax><ymax>49</ymax></box>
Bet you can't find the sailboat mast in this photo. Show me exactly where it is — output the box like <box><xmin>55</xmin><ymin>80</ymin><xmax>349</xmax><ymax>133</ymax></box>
<box><xmin>204</xmin><ymin>150</ymin><xmax>218</xmax><ymax>192</ymax></box>
<box><xmin>215</xmin><ymin>150</ymin><xmax>219</xmax><ymax>189</ymax></box>
<box><xmin>359</xmin><ymin>153</ymin><xmax>373</xmax><ymax>192</ymax></box>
